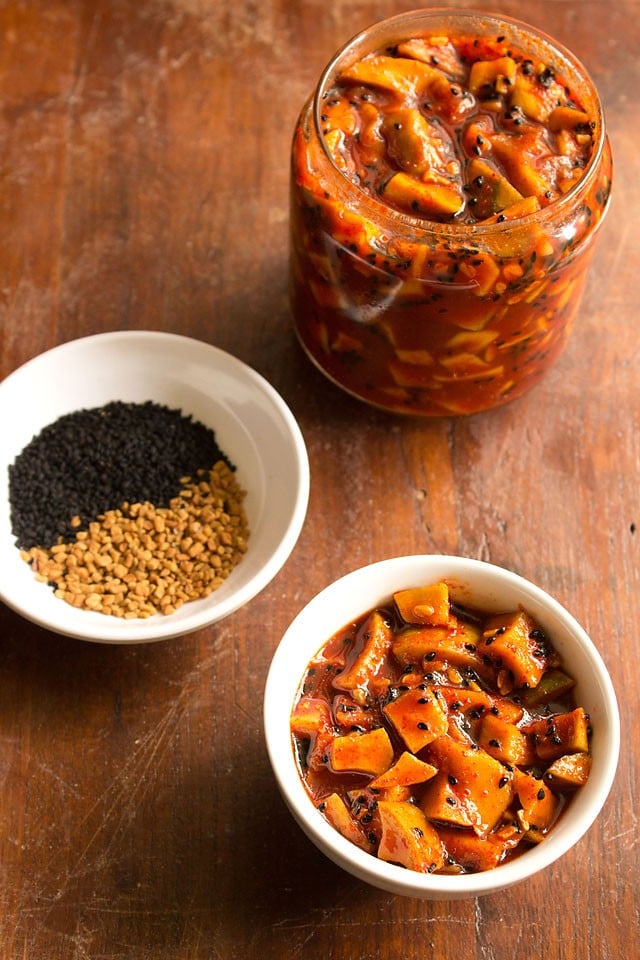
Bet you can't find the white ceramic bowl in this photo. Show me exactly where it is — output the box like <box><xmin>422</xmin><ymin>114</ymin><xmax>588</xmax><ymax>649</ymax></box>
<box><xmin>0</xmin><ymin>331</ymin><xmax>309</xmax><ymax>643</ymax></box>
<box><xmin>264</xmin><ymin>555</ymin><xmax>620</xmax><ymax>899</ymax></box>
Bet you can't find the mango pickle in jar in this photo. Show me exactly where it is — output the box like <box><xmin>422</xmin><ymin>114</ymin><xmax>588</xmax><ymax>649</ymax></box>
<box><xmin>289</xmin><ymin>10</ymin><xmax>612</xmax><ymax>416</ymax></box>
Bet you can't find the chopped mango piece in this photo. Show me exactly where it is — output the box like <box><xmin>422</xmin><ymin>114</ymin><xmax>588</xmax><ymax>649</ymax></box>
<box><xmin>525</xmin><ymin>707</ymin><xmax>590</xmax><ymax>761</ymax></box>
<box><xmin>369</xmin><ymin>751</ymin><xmax>438</xmax><ymax>789</ymax></box>
<box><xmin>394</xmin><ymin>582</ymin><xmax>450</xmax><ymax>625</ymax></box>
<box><xmin>381</xmin><ymin>108</ymin><xmax>450</xmax><ymax>177</ymax></box>
<box><xmin>466</xmin><ymin>252</ymin><xmax>501</xmax><ymax>297</ymax></box>
<box><xmin>331</xmin><ymin>331</ymin><xmax>364</xmax><ymax>354</ymax></box>
<box><xmin>383</xmin><ymin>686</ymin><xmax>448</xmax><ymax>753</ymax></box>
<box><xmin>490</xmin><ymin>135</ymin><xmax>551</xmax><ymax>198</ymax></box>
<box><xmin>437</xmin><ymin>684</ymin><xmax>524</xmax><ymax>724</ymax></box>
<box><xmin>521</xmin><ymin>668</ymin><xmax>575</xmax><ymax>707</ymax></box>
<box><xmin>514</xmin><ymin>769</ymin><xmax>560</xmax><ymax>840</ymax></box>
<box><xmin>347</xmin><ymin>786</ymin><xmax>407</xmax><ymax>818</ymax></box>
<box><xmin>391</xmin><ymin>625</ymin><xmax>450</xmax><ymax>668</ymax></box>
<box><xmin>548</xmin><ymin>105</ymin><xmax>591</xmax><ymax>131</ymax></box>
<box><xmin>382</xmin><ymin>172</ymin><xmax>464</xmax><ymax>220</ymax></box>
<box><xmin>333</xmin><ymin>610</ymin><xmax>393</xmax><ymax>693</ymax></box>
<box><xmin>321</xmin><ymin>98</ymin><xmax>359</xmax><ymax>136</ymax></box>
<box><xmin>510</xmin><ymin>73</ymin><xmax>551</xmax><ymax>122</ymax></box>
<box><xmin>396</xmin><ymin>38</ymin><xmax>466</xmax><ymax>81</ymax></box>
<box><xmin>377</xmin><ymin>800</ymin><xmax>445</xmax><ymax>873</ymax></box>
<box><xmin>419</xmin><ymin>772</ymin><xmax>473</xmax><ymax>827</ymax></box>
<box><xmin>341</xmin><ymin>55</ymin><xmax>441</xmax><ymax>96</ymax></box>
<box><xmin>439</xmin><ymin>825</ymin><xmax>518</xmax><ymax>872</ymax></box>
<box><xmin>330</xmin><ymin>727</ymin><xmax>394</xmax><ymax>776</ymax></box>
<box><xmin>479</xmin><ymin>610</ymin><xmax>548</xmax><ymax>692</ymax></box>
<box><xmin>544</xmin><ymin>752</ymin><xmax>592</xmax><ymax>789</ymax></box>
<box><xmin>445</xmin><ymin>329</ymin><xmax>499</xmax><ymax>352</ymax></box>
<box><xmin>427</xmin><ymin>737</ymin><xmax>513</xmax><ymax>836</ymax></box>
<box><xmin>389</xmin><ymin>359</ymin><xmax>439</xmax><ymax>388</ymax></box>
<box><xmin>333</xmin><ymin>694</ymin><xmax>377</xmax><ymax>733</ymax></box>
<box><xmin>319</xmin><ymin>793</ymin><xmax>375</xmax><ymax>852</ymax></box>
<box><xmin>477</xmin><ymin>712</ymin><xmax>534</xmax><ymax>766</ymax></box>
<box><xmin>391</xmin><ymin>620</ymin><xmax>485</xmax><ymax>676</ymax></box>
<box><xmin>394</xmin><ymin>348</ymin><xmax>434</xmax><ymax>365</ymax></box>
<box><xmin>466</xmin><ymin>157</ymin><xmax>523</xmax><ymax>218</ymax></box>
<box><xmin>290</xmin><ymin>697</ymin><xmax>332</xmax><ymax>739</ymax></box>
<box><xmin>290</xmin><ymin>697</ymin><xmax>335</xmax><ymax>771</ymax></box>
<box><xmin>468</xmin><ymin>57</ymin><xmax>517</xmax><ymax>96</ymax></box>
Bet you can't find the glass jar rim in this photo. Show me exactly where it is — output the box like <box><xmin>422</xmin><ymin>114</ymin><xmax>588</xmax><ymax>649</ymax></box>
<box><xmin>312</xmin><ymin>7</ymin><xmax>608</xmax><ymax>238</ymax></box>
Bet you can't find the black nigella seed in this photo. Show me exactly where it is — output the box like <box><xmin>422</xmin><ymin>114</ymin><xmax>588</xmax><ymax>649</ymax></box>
<box><xmin>9</xmin><ymin>400</ymin><xmax>233</xmax><ymax>550</ymax></box>
<box><xmin>498</xmin><ymin>776</ymin><xmax>509</xmax><ymax>788</ymax></box>
<box><xmin>537</xmin><ymin>788</ymin><xmax>546</xmax><ymax>800</ymax></box>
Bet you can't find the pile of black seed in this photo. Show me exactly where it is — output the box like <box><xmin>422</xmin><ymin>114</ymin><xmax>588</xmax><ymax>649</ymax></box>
<box><xmin>9</xmin><ymin>400</ymin><xmax>234</xmax><ymax>550</ymax></box>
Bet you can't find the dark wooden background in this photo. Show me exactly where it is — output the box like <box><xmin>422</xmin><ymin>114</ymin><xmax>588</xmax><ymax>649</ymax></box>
<box><xmin>1</xmin><ymin>1</ymin><xmax>637</xmax><ymax>957</ymax></box>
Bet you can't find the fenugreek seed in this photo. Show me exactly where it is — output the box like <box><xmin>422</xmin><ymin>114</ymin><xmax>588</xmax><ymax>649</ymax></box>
<box><xmin>20</xmin><ymin>462</ymin><xmax>249</xmax><ymax>620</ymax></box>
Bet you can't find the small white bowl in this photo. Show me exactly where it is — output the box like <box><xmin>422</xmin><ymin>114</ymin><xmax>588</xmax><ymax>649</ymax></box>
<box><xmin>264</xmin><ymin>555</ymin><xmax>620</xmax><ymax>899</ymax></box>
<box><xmin>0</xmin><ymin>331</ymin><xmax>309</xmax><ymax>643</ymax></box>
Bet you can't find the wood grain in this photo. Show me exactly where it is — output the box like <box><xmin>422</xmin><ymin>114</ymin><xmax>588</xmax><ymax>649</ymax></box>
<box><xmin>1</xmin><ymin>1</ymin><xmax>638</xmax><ymax>957</ymax></box>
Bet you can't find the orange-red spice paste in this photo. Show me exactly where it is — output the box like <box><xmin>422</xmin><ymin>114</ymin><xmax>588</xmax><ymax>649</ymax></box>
<box><xmin>290</xmin><ymin>582</ymin><xmax>592</xmax><ymax>875</ymax></box>
<box><xmin>290</xmin><ymin>30</ymin><xmax>612</xmax><ymax>415</ymax></box>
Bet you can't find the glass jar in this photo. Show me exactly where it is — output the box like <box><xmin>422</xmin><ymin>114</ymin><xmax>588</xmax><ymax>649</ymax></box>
<box><xmin>289</xmin><ymin>9</ymin><xmax>612</xmax><ymax>416</ymax></box>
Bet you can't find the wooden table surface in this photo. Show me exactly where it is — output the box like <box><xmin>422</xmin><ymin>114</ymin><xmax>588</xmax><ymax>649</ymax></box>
<box><xmin>1</xmin><ymin>1</ymin><xmax>637</xmax><ymax>957</ymax></box>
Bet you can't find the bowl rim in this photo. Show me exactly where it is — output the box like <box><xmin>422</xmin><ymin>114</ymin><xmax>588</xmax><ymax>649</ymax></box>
<box><xmin>264</xmin><ymin>554</ymin><xmax>620</xmax><ymax>897</ymax></box>
<box><xmin>0</xmin><ymin>330</ymin><xmax>310</xmax><ymax>643</ymax></box>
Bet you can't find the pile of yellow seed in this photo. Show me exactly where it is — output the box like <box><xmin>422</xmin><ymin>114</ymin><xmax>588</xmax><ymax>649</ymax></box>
<box><xmin>22</xmin><ymin>461</ymin><xmax>249</xmax><ymax>619</ymax></box>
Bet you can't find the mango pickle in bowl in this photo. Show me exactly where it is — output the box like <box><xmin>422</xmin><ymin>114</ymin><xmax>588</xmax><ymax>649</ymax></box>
<box><xmin>290</xmin><ymin>9</ymin><xmax>613</xmax><ymax>416</ymax></box>
<box><xmin>264</xmin><ymin>557</ymin><xmax>620</xmax><ymax>899</ymax></box>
